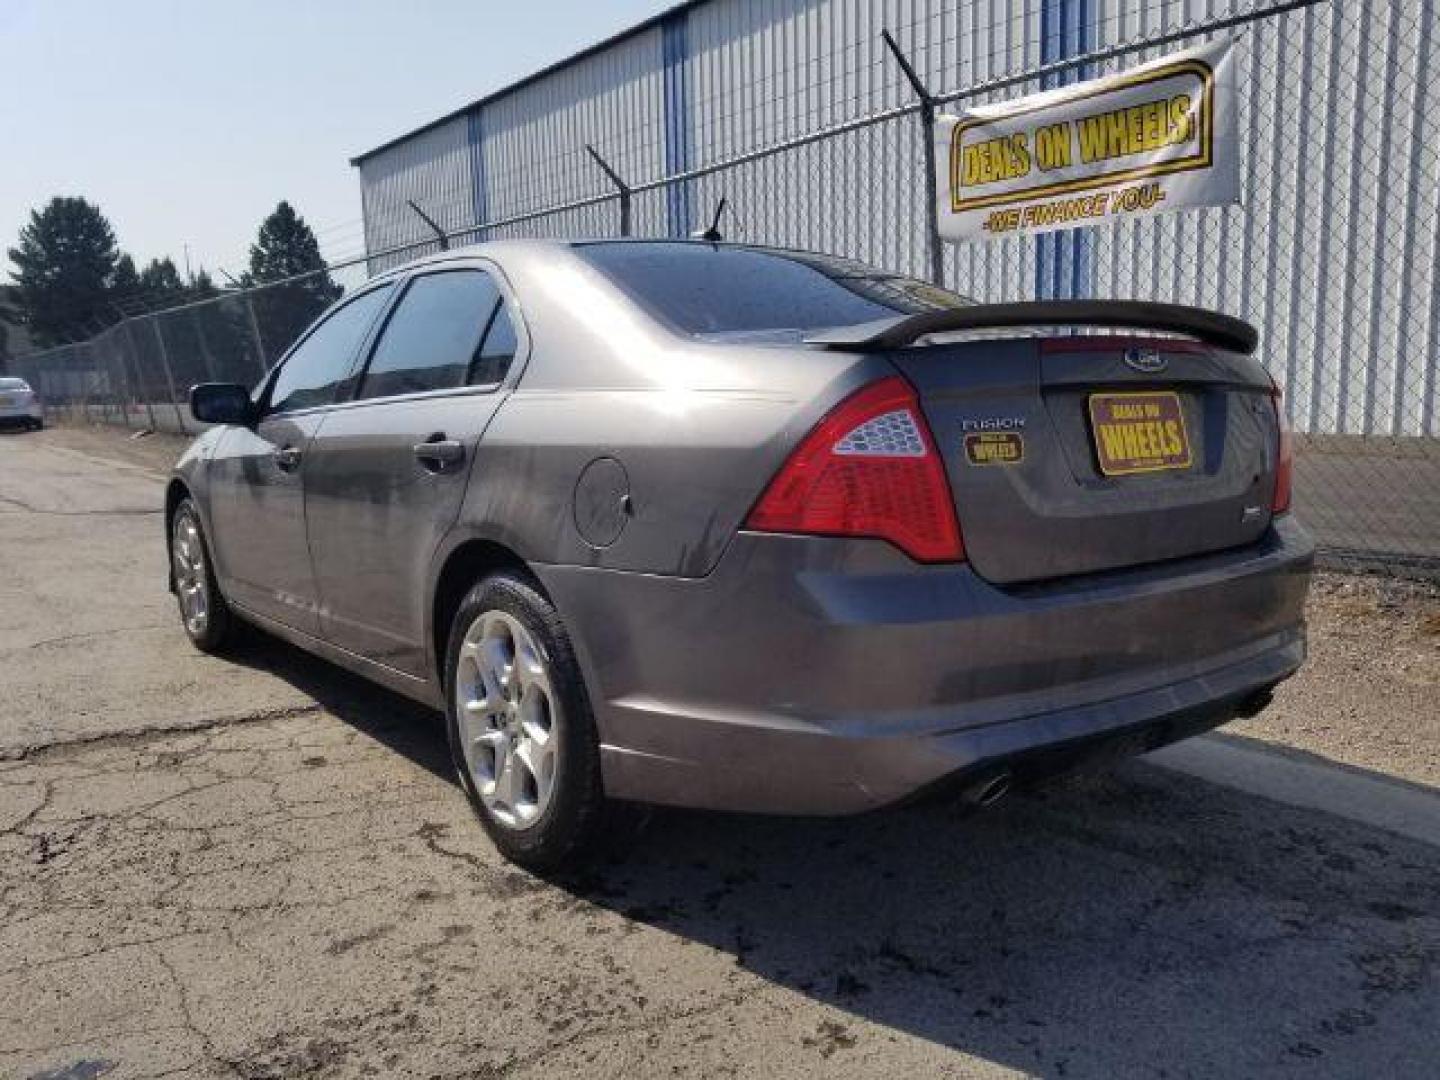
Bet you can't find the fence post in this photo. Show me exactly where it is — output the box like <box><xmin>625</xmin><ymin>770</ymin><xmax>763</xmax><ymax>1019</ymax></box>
<box><xmin>105</xmin><ymin>329</ymin><xmax>132</xmax><ymax>428</ymax></box>
<box><xmin>101</xmin><ymin>309</ymin><xmax>131</xmax><ymax>427</ymax></box>
<box><xmin>122</xmin><ymin>320</ymin><xmax>159</xmax><ymax>432</ymax></box>
<box><xmin>90</xmin><ymin>340</ymin><xmax>106</xmax><ymax>424</ymax></box>
<box><xmin>406</xmin><ymin>200</ymin><xmax>450</xmax><ymax>250</ymax></box>
<box><xmin>99</xmin><ymin>335</ymin><xmax>121</xmax><ymax>425</ymax></box>
<box><xmin>149</xmin><ymin>317</ymin><xmax>188</xmax><ymax>434</ymax></box>
<box><xmin>82</xmin><ymin>342</ymin><xmax>96</xmax><ymax>425</ymax></box>
<box><xmin>243</xmin><ymin>294</ymin><xmax>269</xmax><ymax>380</ymax></box>
<box><xmin>80</xmin><ymin>321</ymin><xmax>107</xmax><ymax>425</ymax></box>
<box><xmin>881</xmin><ymin>30</ymin><xmax>944</xmax><ymax>287</ymax></box>
<box><xmin>110</xmin><ymin>336</ymin><xmax>129</xmax><ymax>426</ymax></box>
<box><xmin>191</xmin><ymin>309</ymin><xmax>219</xmax><ymax>382</ymax></box>
<box><xmin>586</xmin><ymin>145</ymin><xmax>633</xmax><ymax>238</ymax></box>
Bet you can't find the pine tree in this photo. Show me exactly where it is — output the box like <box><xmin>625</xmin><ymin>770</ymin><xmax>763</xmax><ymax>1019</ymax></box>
<box><xmin>190</xmin><ymin>269</ymin><xmax>219</xmax><ymax>300</ymax></box>
<box><xmin>248</xmin><ymin>202</ymin><xmax>342</xmax><ymax>357</ymax></box>
<box><xmin>109</xmin><ymin>254</ymin><xmax>141</xmax><ymax>307</ymax></box>
<box><xmin>137</xmin><ymin>257</ymin><xmax>188</xmax><ymax>310</ymax></box>
<box><xmin>7</xmin><ymin>197</ymin><xmax>119</xmax><ymax>345</ymax></box>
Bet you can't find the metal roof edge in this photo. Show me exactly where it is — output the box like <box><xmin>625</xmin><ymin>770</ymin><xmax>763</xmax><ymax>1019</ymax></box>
<box><xmin>349</xmin><ymin>0</ymin><xmax>702</xmax><ymax>167</ymax></box>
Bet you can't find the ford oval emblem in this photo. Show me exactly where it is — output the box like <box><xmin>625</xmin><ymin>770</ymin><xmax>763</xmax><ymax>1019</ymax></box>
<box><xmin>1124</xmin><ymin>348</ymin><xmax>1168</xmax><ymax>374</ymax></box>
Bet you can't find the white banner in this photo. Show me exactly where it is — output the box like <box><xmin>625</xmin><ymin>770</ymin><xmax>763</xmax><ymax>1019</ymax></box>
<box><xmin>935</xmin><ymin>38</ymin><xmax>1240</xmax><ymax>242</ymax></box>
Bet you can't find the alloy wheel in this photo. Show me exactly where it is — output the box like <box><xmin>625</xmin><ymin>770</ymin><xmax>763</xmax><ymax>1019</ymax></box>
<box><xmin>454</xmin><ymin>610</ymin><xmax>561</xmax><ymax>830</ymax></box>
<box><xmin>171</xmin><ymin>513</ymin><xmax>210</xmax><ymax>637</ymax></box>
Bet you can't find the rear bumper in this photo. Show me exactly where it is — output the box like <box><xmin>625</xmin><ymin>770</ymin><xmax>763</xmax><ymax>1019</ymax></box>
<box><xmin>536</xmin><ymin>515</ymin><xmax>1314</xmax><ymax>815</ymax></box>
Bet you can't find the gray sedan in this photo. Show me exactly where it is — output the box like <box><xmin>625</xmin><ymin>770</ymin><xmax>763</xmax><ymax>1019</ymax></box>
<box><xmin>0</xmin><ymin>377</ymin><xmax>44</xmax><ymax>431</ymax></box>
<box><xmin>169</xmin><ymin>240</ymin><xmax>1312</xmax><ymax>870</ymax></box>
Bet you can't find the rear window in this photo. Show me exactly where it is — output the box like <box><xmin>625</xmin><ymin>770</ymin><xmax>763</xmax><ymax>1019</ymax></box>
<box><xmin>577</xmin><ymin>243</ymin><xmax>971</xmax><ymax>337</ymax></box>
<box><xmin>0</xmin><ymin>378</ymin><xmax>29</xmax><ymax>391</ymax></box>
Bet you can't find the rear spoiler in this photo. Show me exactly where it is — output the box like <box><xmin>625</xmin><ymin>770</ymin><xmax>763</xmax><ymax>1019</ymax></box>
<box><xmin>804</xmin><ymin>300</ymin><xmax>1259</xmax><ymax>355</ymax></box>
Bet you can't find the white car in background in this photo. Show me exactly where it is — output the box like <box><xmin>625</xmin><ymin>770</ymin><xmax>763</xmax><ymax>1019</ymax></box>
<box><xmin>0</xmin><ymin>377</ymin><xmax>44</xmax><ymax>431</ymax></box>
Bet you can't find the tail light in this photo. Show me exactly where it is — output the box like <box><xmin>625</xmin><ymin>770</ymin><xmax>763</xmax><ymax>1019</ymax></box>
<box><xmin>1270</xmin><ymin>380</ymin><xmax>1293</xmax><ymax>514</ymax></box>
<box><xmin>746</xmin><ymin>375</ymin><xmax>964</xmax><ymax>562</ymax></box>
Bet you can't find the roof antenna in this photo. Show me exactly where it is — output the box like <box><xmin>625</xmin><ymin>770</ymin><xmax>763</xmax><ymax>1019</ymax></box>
<box><xmin>407</xmin><ymin>199</ymin><xmax>450</xmax><ymax>251</ymax></box>
<box><xmin>690</xmin><ymin>197</ymin><xmax>727</xmax><ymax>243</ymax></box>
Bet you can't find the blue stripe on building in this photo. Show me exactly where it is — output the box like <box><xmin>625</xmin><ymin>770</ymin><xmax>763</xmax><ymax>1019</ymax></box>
<box><xmin>466</xmin><ymin>108</ymin><xmax>489</xmax><ymax>239</ymax></box>
<box><xmin>662</xmin><ymin>12</ymin><xmax>692</xmax><ymax>237</ymax></box>
<box><xmin>1036</xmin><ymin>0</ymin><xmax>1094</xmax><ymax>301</ymax></box>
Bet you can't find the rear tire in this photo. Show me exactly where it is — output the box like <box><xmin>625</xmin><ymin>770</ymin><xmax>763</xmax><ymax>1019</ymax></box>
<box><xmin>444</xmin><ymin>572</ymin><xmax>607</xmax><ymax>872</ymax></box>
<box><xmin>170</xmin><ymin>498</ymin><xmax>234</xmax><ymax>653</ymax></box>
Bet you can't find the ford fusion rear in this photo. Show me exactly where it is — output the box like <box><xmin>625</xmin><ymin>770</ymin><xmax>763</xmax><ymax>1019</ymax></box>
<box><xmin>168</xmin><ymin>240</ymin><xmax>1312</xmax><ymax>869</ymax></box>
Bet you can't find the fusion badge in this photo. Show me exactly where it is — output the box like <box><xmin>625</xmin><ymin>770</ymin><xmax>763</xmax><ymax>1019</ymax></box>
<box><xmin>965</xmin><ymin>431</ymin><xmax>1024</xmax><ymax>465</ymax></box>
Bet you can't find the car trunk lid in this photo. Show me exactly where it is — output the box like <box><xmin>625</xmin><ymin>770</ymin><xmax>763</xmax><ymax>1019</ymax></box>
<box><xmin>804</xmin><ymin>302</ymin><xmax>1279</xmax><ymax>584</ymax></box>
<box><xmin>886</xmin><ymin>332</ymin><xmax>1280</xmax><ymax>584</ymax></box>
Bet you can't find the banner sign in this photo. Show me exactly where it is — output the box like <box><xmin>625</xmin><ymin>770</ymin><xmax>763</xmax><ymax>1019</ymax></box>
<box><xmin>935</xmin><ymin>38</ymin><xmax>1239</xmax><ymax>241</ymax></box>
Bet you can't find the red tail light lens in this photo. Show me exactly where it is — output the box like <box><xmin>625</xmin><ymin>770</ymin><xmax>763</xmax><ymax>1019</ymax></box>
<box><xmin>1270</xmin><ymin>381</ymin><xmax>1293</xmax><ymax>514</ymax></box>
<box><xmin>746</xmin><ymin>375</ymin><xmax>964</xmax><ymax>562</ymax></box>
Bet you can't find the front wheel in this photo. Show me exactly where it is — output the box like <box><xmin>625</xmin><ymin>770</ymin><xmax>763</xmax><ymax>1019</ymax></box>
<box><xmin>170</xmin><ymin>498</ymin><xmax>234</xmax><ymax>652</ymax></box>
<box><xmin>444</xmin><ymin>572</ymin><xmax>607</xmax><ymax>872</ymax></box>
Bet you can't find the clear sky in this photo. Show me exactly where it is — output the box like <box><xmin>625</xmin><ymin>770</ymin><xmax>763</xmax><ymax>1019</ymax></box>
<box><xmin>1</xmin><ymin>0</ymin><xmax>671</xmax><ymax>283</ymax></box>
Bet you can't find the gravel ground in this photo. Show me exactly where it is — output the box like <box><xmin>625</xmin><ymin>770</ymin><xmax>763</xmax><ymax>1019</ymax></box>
<box><xmin>1234</xmin><ymin>573</ymin><xmax>1440</xmax><ymax>787</ymax></box>
<box><xmin>28</xmin><ymin>421</ymin><xmax>194</xmax><ymax>474</ymax></box>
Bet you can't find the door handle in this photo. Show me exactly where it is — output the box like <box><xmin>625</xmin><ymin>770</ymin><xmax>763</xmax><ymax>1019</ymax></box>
<box><xmin>273</xmin><ymin>445</ymin><xmax>302</xmax><ymax>472</ymax></box>
<box><xmin>413</xmin><ymin>437</ymin><xmax>465</xmax><ymax>471</ymax></box>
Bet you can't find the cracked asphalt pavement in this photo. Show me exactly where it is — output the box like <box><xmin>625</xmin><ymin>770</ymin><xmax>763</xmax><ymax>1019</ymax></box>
<box><xmin>2</xmin><ymin>426</ymin><xmax>1438</xmax><ymax>1079</ymax></box>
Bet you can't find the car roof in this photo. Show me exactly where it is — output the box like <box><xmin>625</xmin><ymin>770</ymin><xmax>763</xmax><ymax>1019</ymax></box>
<box><xmin>369</xmin><ymin>237</ymin><xmax>871</xmax><ymax>285</ymax></box>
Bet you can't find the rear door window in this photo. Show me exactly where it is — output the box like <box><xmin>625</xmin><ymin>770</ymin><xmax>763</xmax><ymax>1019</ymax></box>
<box><xmin>358</xmin><ymin>270</ymin><xmax>503</xmax><ymax>400</ymax></box>
<box><xmin>469</xmin><ymin>302</ymin><xmax>518</xmax><ymax>387</ymax></box>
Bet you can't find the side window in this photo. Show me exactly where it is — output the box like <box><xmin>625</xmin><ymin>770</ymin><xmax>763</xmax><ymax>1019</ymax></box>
<box><xmin>469</xmin><ymin>302</ymin><xmax>518</xmax><ymax>387</ymax></box>
<box><xmin>267</xmin><ymin>285</ymin><xmax>393</xmax><ymax>414</ymax></box>
<box><xmin>358</xmin><ymin>270</ymin><xmax>501</xmax><ymax>400</ymax></box>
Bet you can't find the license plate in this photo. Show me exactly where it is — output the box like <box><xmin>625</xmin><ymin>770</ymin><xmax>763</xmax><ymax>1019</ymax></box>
<box><xmin>1088</xmin><ymin>391</ymin><xmax>1192</xmax><ymax>476</ymax></box>
<box><xmin>0</xmin><ymin>397</ymin><xmax>11</xmax><ymax>408</ymax></box>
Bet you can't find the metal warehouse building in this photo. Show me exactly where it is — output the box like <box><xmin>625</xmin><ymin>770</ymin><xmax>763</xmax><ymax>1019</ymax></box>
<box><xmin>352</xmin><ymin>0</ymin><xmax>1438</xmax><ymax>437</ymax></box>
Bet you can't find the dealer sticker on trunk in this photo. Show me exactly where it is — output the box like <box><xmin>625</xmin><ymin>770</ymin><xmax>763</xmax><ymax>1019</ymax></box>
<box><xmin>965</xmin><ymin>431</ymin><xmax>1024</xmax><ymax>465</ymax></box>
<box><xmin>1088</xmin><ymin>391</ymin><xmax>1192</xmax><ymax>475</ymax></box>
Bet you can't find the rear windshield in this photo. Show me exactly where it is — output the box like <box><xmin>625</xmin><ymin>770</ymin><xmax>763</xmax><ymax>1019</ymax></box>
<box><xmin>576</xmin><ymin>243</ymin><xmax>971</xmax><ymax>337</ymax></box>
<box><xmin>0</xmin><ymin>378</ymin><xmax>29</xmax><ymax>391</ymax></box>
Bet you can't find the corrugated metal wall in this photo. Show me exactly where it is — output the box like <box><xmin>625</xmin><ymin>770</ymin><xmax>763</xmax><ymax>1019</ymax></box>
<box><xmin>677</xmin><ymin>1</ymin><xmax>1041</xmax><ymax>294</ymax></box>
<box><xmin>356</xmin><ymin>0</ymin><xmax>1438</xmax><ymax>435</ymax></box>
<box><xmin>1084</xmin><ymin>0</ymin><xmax>1440</xmax><ymax>436</ymax></box>
<box><xmin>482</xmin><ymin>27</ymin><xmax>669</xmax><ymax>238</ymax></box>
<box><xmin>358</xmin><ymin>115</ymin><xmax>474</xmax><ymax>262</ymax></box>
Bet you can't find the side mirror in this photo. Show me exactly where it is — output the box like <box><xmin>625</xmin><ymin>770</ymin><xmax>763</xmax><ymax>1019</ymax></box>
<box><xmin>190</xmin><ymin>383</ymin><xmax>255</xmax><ymax>426</ymax></box>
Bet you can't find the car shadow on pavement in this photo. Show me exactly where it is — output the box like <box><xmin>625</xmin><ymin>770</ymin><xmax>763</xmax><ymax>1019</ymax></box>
<box><xmin>566</xmin><ymin>774</ymin><xmax>1440</xmax><ymax>1076</ymax></box>
<box><xmin>220</xmin><ymin>630</ymin><xmax>455</xmax><ymax>780</ymax></box>
<box><xmin>219</xmin><ymin>631</ymin><xmax>1440</xmax><ymax>1077</ymax></box>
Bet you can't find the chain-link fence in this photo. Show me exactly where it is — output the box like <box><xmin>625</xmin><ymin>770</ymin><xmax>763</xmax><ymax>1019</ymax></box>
<box><xmin>8</xmin><ymin>260</ymin><xmax>377</xmax><ymax>433</ymax></box>
<box><xmin>8</xmin><ymin>0</ymin><xmax>1436</xmax><ymax>575</ymax></box>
